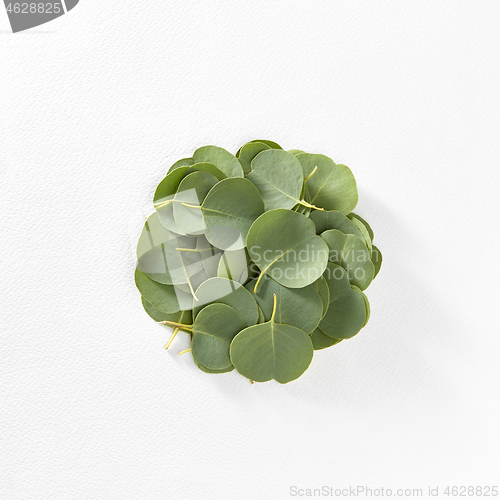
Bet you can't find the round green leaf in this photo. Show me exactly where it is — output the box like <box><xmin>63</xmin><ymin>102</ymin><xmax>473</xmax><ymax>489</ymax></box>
<box><xmin>248</xmin><ymin>139</ymin><xmax>282</xmax><ymax>150</ymax></box>
<box><xmin>167</xmin><ymin>157</ymin><xmax>194</xmax><ymax>174</ymax></box>
<box><xmin>192</xmin><ymin>303</ymin><xmax>246</xmax><ymax>370</ymax></box>
<box><xmin>371</xmin><ymin>245</ymin><xmax>382</xmax><ymax>278</ymax></box>
<box><xmin>312</xmin><ymin>276</ymin><xmax>330</xmax><ymax>319</ymax></box>
<box><xmin>142</xmin><ymin>297</ymin><xmax>192</xmax><ymax>327</ymax></box>
<box><xmin>310</xmin><ymin>328</ymin><xmax>342</xmax><ymax>350</ymax></box>
<box><xmin>309</xmin><ymin>210</ymin><xmax>364</xmax><ymax>240</ymax></box>
<box><xmin>351</xmin><ymin>285</ymin><xmax>371</xmax><ymax>327</ymax></box>
<box><xmin>230</xmin><ymin>297</ymin><xmax>313</xmax><ymax>384</ymax></box>
<box><xmin>321</xmin><ymin>230</ymin><xmax>374</xmax><ymax>290</ymax></box>
<box><xmin>153</xmin><ymin>166</ymin><xmax>190</xmax><ymax>203</ymax></box>
<box><xmin>202</xmin><ymin>177</ymin><xmax>265</xmax><ymax>251</ymax></box>
<box><xmin>183</xmin><ymin>162</ymin><xmax>226</xmax><ymax>181</ymax></box>
<box><xmin>193</xmin><ymin>145</ymin><xmax>244</xmax><ymax>178</ymax></box>
<box><xmin>244</xmin><ymin>276</ymin><xmax>323</xmax><ymax>334</ymax></box>
<box><xmin>296</xmin><ymin>153</ymin><xmax>358</xmax><ymax>214</ymax></box>
<box><xmin>217</xmin><ymin>248</ymin><xmax>254</xmax><ymax>284</ymax></box>
<box><xmin>247</xmin><ymin>209</ymin><xmax>329</xmax><ymax>289</ymax></box>
<box><xmin>193</xmin><ymin>277</ymin><xmax>259</xmax><ymax>327</ymax></box>
<box><xmin>319</xmin><ymin>285</ymin><xmax>367</xmax><ymax>340</ymax></box>
<box><xmin>246</xmin><ymin>149</ymin><xmax>304</xmax><ymax>210</ymax></box>
<box><xmin>135</xmin><ymin>268</ymin><xmax>193</xmax><ymax>313</ymax></box>
<box><xmin>173</xmin><ymin>171</ymin><xmax>218</xmax><ymax>235</ymax></box>
<box><xmin>236</xmin><ymin>142</ymin><xmax>271</xmax><ymax>174</ymax></box>
<box><xmin>287</xmin><ymin>149</ymin><xmax>305</xmax><ymax>156</ymax></box>
<box><xmin>348</xmin><ymin>213</ymin><xmax>374</xmax><ymax>241</ymax></box>
<box><xmin>192</xmin><ymin>351</ymin><xmax>234</xmax><ymax>374</ymax></box>
<box><xmin>347</xmin><ymin>214</ymin><xmax>372</xmax><ymax>253</ymax></box>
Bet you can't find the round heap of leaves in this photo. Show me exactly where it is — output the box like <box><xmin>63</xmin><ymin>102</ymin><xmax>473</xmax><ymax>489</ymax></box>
<box><xmin>135</xmin><ymin>140</ymin><xmax>382</xmax><ymax>384</ymax></box>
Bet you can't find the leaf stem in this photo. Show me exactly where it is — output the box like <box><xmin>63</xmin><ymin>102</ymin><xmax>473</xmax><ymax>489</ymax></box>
<box><xmin>304</xmin><ymin>166</ymin><xmax>318</xmax><ymax>182</ymax></box>
<box><xmin>271</xmin><ymin>293</ymin><xmax>277</xmax><ymax>323</ymax></box>
<box><xmin>178</xmin><ymin>348</ymin><xmax>192</xmax><ymax>355</ymax></box>
<box><xmin>159</xmin><ymin>320</ymin><xmax>193</xmax><ymax>330</ymax></box>
<box><xmin>165</xmin><ymin>328</ymin><xmax>179</xmax><ymax>350</ymax></box>
<box><xmin>181</xmin><ymin>202</ymin><xmax>202</xmax><ymax>209</ymax></box>
<box><xmin>153</xmin><ymin>199</ymin><xmax>174</xmax><ymax>210</ymax></box>
<box><xmin>298</xmin><ymin>199</ymin><xmax>324</xmax><ymax>211</ymax></box>
<box><xmin>253</xmin><ymin>273</ymin><xmax>264</xmax><ymax>294</ymax></box>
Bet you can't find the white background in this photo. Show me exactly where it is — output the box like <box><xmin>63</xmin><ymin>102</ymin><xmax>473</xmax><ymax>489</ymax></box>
<box><xmin>1</xmin><ymin>1</ymin><xmax>500</xmax><ymax>499</ymax></box>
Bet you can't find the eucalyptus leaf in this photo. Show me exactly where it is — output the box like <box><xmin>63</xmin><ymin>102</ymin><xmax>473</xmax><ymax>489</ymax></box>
<box><xmin>246</xmin><ymin>149</ymin><xmax>304</xmax><ymax>210</ymax></box>
<box><xmin>184</xmin><ymin>162</ymin><xmax>226</xmax><ymax>181</ymax></box>
<box><xmin>193</xmin><ymin>145</ymin><xmax>244</xmax><ymax>178</ymax></box>
<box><xmin>247</xmin><ymin>209</ymin><xmax>329</xmax><ymax>290</ymax></box>
<box><xmin>193</xmin><ymin>277</ymin><xmax>259</xmax><ymax>327</ymax></box>
<box><xmin>191</xmin><ymin>303</ymin><xmax>246</xmax><ymax>370</ymax></box>
<box><xmin>236</xmin><ymin>142</ymin><xmax>271</xmax><ymax>174</ymax></box>
<box><xmin>217</xmin><ymin>248</ymin><xmax>254</xmax><ymax>284</ymax></box>
<box><xmin>244</xmin><ymin>275</ymin><xmax>323</xmax><ymax>334</ymax></box>
<box><xmin>153</xmin><ymin>166</ymin><xmax>190</xmax><ymax>203</ymax></box>
<box><xmin>142</xmin><ymin>297</ymin><xmax>192</xmax><ymax>328</ymax></box>
<box><xmin>167</xmin><ymin>157</ymin><xmax>194</xmax><ymax>174</ymax></box>
<box><xmin>135</xmin><ymin>268</ymin><xmax>193</xmax><ymax>314</ymax></box>
<box><xmin>173</xmin><ymin>171</ymin><xmax>218</xmax><ymax>235</ymax></box>
<box><xmin>312</xmin><ymin>276</ymin><xmax>330</xmax><ymax>319</ymax></box>
<box><xmin>348</xmin><ymin>213</ymin><xmax>374</xmax><ymax>241</ymax></box>
<box><xmin>192</xmin><ymin>351</ymin><xmax>234</xmax><ymax>374</ymax></box>
<box><xmin>318</xmin><ymin>285</ymin><xmax>367</xmax><ymax>340</ymax></box>
<box><xmin>230</xmin><ymin>295</ymin><xmax>313</xmax><ymax>383</ymax></box>
<box><xmin>321</xmin><ymin>230</ymin><xmax>374</xmax><ymax>290</ymax></box>
<box><xmin>347</xmin><ymin>215</ymin><xmax>372</xmax><ymax>253</ymax></box>
<box><xmin>310</xmin><ymin>328</ymin><xmax>342</xmax><ymax>350</ymax></box>
<box><xmin>287</xmin><ymin>149</ymin><xmax>305</xmax><ymax>156</ymax></box>
<box><xmin>371</xmin><ymin>245</ymin><xmax>383</xmax><ymax>278</ymax></box>
<box><xmin>309</xmin><ymin>210</ymin><xmax>364</xmax><ymax>240</ymax></box>
<box><xmin>296</xmin><ymin>153</ymin><xmax>358</xmax><ymax>214</ymax></box>
<box><xmin>201</xmin><ymin>177</ymin><xmax>265</xmax><ymax>251</ymax></box>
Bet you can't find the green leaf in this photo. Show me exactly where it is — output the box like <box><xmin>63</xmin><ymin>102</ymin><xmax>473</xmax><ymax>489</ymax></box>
<box><xmin>309</xmin><ymin>210</ymin><xmax>364</xmax><ymax>240</ymax></box>
<box><xmin>167</xmin><ymin>157</ymin><xmax>194</xmax><ymax>174</ymax></box>
<box><xmin>191</xmin><ymin>303</ymin><xmax>246</xmax><ymax>370</ymax></box>
<box><xmin>244</xmin><ymin>275</ymin><xmax>323</xmax><ymax>334</ymax></box>
<box><xmin>310</xmin><ymin>328</ymin><xmax>342</xmax><ymax>350</ymax></box>
<box><xmin>245</xmin><ymin>139</ymin><xmax>282</xmax><ymax>150</ymax></box>
<box><xmin>201</xmin><ymin>177</ymin><xmax>265</xmax><ymax>250</ymax></box>
<box><xmin>347</xmin><ymin>214</ymin><xmax>372</xmax><ymax>253</ymax></box>
<box><xmin>318</xmin><ymin>264</ymin><xmax>367</xmax><ymax>339</ymax></box>
<box><xmin>321</xmin><ymin>230</ymin><xmax>374</xmax><ymax>290</ymax></box>
<box><xmin>192</xmin><ymin>351</ymin><xmax>234</xmax><ymax>374</ymax></box>
<box><xmin>322</xmin><ymin>262</ymin><xmax>352</xmax><ymax>301</ymax></box>
<box><xmin>217</xmin><ymin>248</ymin><xmax>255</xmax><ymax>284</ymax></box>
<box><xmin>230</xmin><ymin>295</ymin><xmax>313</xmax><ymax>383</ymax></box>
<box><xmin>287</xmin><ymin>149</ymin><xmax>305</xmax><ymax>156</ymax></box>
<box><xmin>142</xmin><ymin>297</ymin><xmax>192</xmax><ymax>327</ymax></box>
<box><xmin>193</xmin><ymin>277</ymin><xmax>259</xmax><ymax>327</ymax></box>
<box><xmin>247</xmin><ymin>209</ymin><xmax>329</xmax><ymax>290</ymax></box>
<box><xmin>257</xmin><ymin>305</ymin><xmax>266</xmax><ymax>323</ymax></box>
<box><xmin>371</xmin><ymin>245</ymin><xmax>382</xmax><ymax>278</ymax></box>
<box><xmin>348</xmin><ymin>213</ymin><xmax>374</xmax><ymax>241</ymax></box>
<box><xmin>183</xmin><ymin>162</ymin><xmax>226</xmax><ymax>181</ymax></box>
<box><xmin>173</xmin><ymin>171</ymin><xmax>218</xmax><ymax>235</ymax></box>
<box><xmin>135</xmin><ymin>268</ymin><xmax>193</xmax><ymax>313</ymax></box>
<box><xmin>319</xmin><ymin>285</ymin><xmax>367</xmax><ymax>340</ymax></box>
<box><xmin>246</xmin><ymin>149</ymin><xmax>304</xmax><ymax>210</ymax></box>
<box><xmin>193</xmin><ymin>145</ymin><xmax>244</xmax><ymax>178</ymax></box>
<box><xmin>236</xmin><ymin>142</ymin><xmax>271</xmax><ymax>174</ymax></box>
<box><xmin>312</xmin><ymin>276</ymin><xmax>330</xmax><ymax>319</ymax></box>
<box><xmin>153</xmin><ymin>166</ymin><xmax>190</xmax><ymax>202</ymax></box>
<box><xmin>296</xmin><ymin>153</ymin><xmax>358</xmax><ymax>213</ymax></box>
<box><xmin>351</xmin><ymin>285</ymin><xmax>371</xmax><ymax>327</ymax></box>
